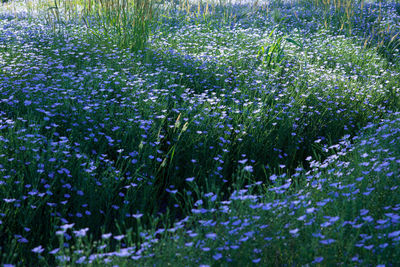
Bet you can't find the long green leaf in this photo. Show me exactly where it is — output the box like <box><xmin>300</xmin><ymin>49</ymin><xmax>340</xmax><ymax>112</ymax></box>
<box><xmin>286</xmin><ymin>37</ymin><xmax>303</xmax><ymax>49</ymax></box>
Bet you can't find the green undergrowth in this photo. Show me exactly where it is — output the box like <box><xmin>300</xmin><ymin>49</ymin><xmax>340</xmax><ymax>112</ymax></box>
<box><xmin>55</xmin><ymin>113</ymin><xmax>400</xmax><ymax>266</ymax></box>
<box><xmin>0</xmin><ymin>0</ymin><xmax>400</xmax><ymax>265</ymax></box>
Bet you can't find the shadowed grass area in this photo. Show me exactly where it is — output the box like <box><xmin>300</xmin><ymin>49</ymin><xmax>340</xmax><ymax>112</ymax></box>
<box><xmin>108</xmin><ymin>113</ymin><xmax>400</xmax><ymax>266</ymax></box>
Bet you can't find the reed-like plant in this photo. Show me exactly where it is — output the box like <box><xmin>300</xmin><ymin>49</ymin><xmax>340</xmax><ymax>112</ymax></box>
<box><xmin>300</xmin><ymin>0</ymin><xmax>360</xmax><ymax>34</ymax></box>
<box><xmin>45</xmin><ymin>0</ymin><xmax>156</xmax><ymax>51</ymax></box>
<box><xmin>257</xmin><ymin>28</ymin><xmax>302</xmax><ymax>70</ymax></box>
<box><xmin>87</xmin><ymin>0</ymin><xmax>156</xmax><ymax>51</ymax></box>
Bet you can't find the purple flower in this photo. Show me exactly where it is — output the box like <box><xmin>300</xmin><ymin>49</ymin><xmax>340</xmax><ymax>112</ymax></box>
<box><xmin>102</xmin><ymin>233</ymin><xmax>112</xmax><ymax>239</ymax></box>
<box><xmin>206</xmin><ymin>233</ymin><xmax>217</xmax><ymax>240</ymax></box>
<box><xmin>114</xmin><ymin>235</ymin><xmax>125</xmax><ymax>241</ymax></box>
<box><xmin>364</xmin><ymin>244</ymin><xmax>374</xmax><ymax>250</ymax></box>
<box><xmin>243</xmin><ymin>165</ymin><xmax>253</xmax><ymax>172</ymax></box>
<box><xmin>132</xmin><ymin>213</ymin><xmax>143</xmax><ymax>219</ymax></box>
<box><xmin>60</xmin><ymin>223</ymin><xmax>75</xmax><ymax>231</ymax></box>
<box><xmin>320</xmin><ymin>239</ymin><xmax>335</xmax><ymax>245</ymax></box>
<box><xmin>213</xmin><ymin>253</ymin><xmax>222</xmax><ymax>260</ymax></box>
<box><xmin>73</xmin><ymin>228</ymin><xmax>89</xmax><ymax>237</ymax></box>
<box><xmin>48</xmin><ymin>247</ymin><xmax>60</xmax><ymax>255</ymax></box>
<box><xmin>312</xmin><ymin>256</ymin><xmax>324</xmax><ymax>263</ymax></box>
<box><xmin>31</xmin><ymin>245</ymin><xmax>44</xmax><ymax>254</ymax></box>
<box><xmin>289</xmin><ymin>228</ymin><xmax>299</xmax><ymax>235</ymax></box>
<box><xmin>388</xmin><ymin>230</ymin><xmax>400</xmax><ymax>238</ymax></box>
<box><xmin>186</xmin><ymin>177</ymin><xmax>195</xmax><ymax>182</ymax></box>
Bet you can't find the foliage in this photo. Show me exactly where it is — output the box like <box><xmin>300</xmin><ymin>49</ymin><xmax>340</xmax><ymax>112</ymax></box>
<box><xmin>0</xmin><ymin>0</ymin><xmax>399</xmax><ymax>265</ymax></box>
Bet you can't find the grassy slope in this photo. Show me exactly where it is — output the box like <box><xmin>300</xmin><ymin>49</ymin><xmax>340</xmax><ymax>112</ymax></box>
<box><xmin>0</xmin><ymin>0</ymin><xmax>399</xmax><ymax>265</ymax></box>
<box><xmin>110</xmin><ymin>113</ymin><xmax>400</xmax><ymax>266</ymax></box>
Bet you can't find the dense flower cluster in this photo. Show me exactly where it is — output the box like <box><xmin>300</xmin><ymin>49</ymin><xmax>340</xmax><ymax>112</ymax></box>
<box><xmin>0</xmin><ymin>0</ymin><xmax>399</xmax><ymax>265</ymax></box>
<box><xmin>51</xmin><ymin>114</ymin><xmax>400</xmax><ymax>265</ymax></box>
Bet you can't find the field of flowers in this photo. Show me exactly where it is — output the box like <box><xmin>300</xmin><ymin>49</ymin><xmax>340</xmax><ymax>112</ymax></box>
<box><xmin>0</xmin><ymin>0</ymin><xmax>399</xmax><ymax>265</ymax></box>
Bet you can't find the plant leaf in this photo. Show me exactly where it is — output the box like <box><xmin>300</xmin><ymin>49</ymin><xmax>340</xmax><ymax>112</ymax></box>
<box><xmin>286</xmin><ymin>37</ymin><xmax>303</xmax><ymax>49</ymax></box>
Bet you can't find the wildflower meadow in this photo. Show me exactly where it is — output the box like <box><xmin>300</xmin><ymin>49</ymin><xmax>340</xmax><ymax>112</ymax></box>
<box><xmin>0</xmin><ymin>0</ymin><xmax>399</xmax><ymax>265</ymax></box>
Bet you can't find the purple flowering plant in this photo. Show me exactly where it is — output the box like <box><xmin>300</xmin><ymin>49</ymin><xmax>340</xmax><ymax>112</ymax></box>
<box><xmin>0</xmin><ymin>0</ymin><xmax>399</xmax><ymax>265</ymax></box>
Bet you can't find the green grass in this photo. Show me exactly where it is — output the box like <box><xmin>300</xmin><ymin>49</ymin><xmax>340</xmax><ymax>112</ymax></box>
<box><xmin>107</xmin><ymin>114</ymin><xmax>400</xmax><ymax>266</ymax></box>
<box><xmin>0</xmin><ymin>0</ymin><xmax>399</xmax><ymax>265</ymax></box>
